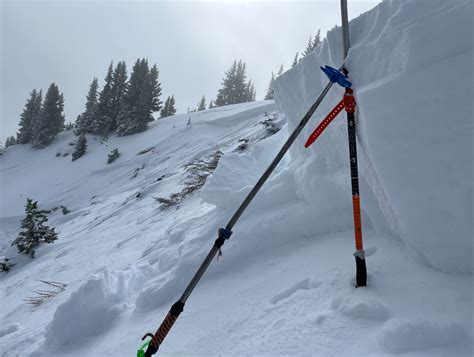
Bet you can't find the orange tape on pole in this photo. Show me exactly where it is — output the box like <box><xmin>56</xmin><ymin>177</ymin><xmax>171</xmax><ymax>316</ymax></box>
<box><xmin>352</xmin><ymin>195</ymin><xmax>363</xmax><ymax>251</ymax></box>
<box><xmin>304</xmin><ymin>100</ymin><xmax>344</xmax><ymax>148</ymax></box>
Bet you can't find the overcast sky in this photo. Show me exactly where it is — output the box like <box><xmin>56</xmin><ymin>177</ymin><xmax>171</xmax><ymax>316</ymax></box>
<box><xmin>1</xmin><ymin>0</ymin><xmax>380</xmax><ymax>140</ymax></box>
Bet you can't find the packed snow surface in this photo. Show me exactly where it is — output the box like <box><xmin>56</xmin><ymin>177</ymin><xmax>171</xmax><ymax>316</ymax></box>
<box><xmin>1</xmin><ymin>0</ymin><xmax>472</xmax><ymax>356</ymax></box>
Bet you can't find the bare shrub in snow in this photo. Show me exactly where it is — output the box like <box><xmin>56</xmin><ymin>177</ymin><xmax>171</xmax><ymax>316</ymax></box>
<box><xmin>260</xmin><ymin>112</ymin><xmax>281</xmax><ymax>136</ymax></box>
<box><xmin>235</xmin><ymin>138</ymin><xmax>249</xmax><ymax>153</ymax></box>
<box><xmin>24</xmin><ymin>280</ymin><xmax>67</xmax><ymax>306</ymax></box>
<box><xmin>137</xmin><ymin>146</ymin><xmax>155</xmax><ymax>155</ymax></box>
<box><xmin>155</xmin><ymin>150</ymin><xmax>223</xmax><ymax>208</ymax></box>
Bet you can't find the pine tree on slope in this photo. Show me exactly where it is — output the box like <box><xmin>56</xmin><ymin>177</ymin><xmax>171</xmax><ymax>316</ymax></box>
<box><xmin>292</xmin><ymin>52</ymin><xmax>299</xmax><ymax>67</ymax></box>
<box><xmin>148</xmin><ymin>64</ymin><xmax>162</xmax><ymax>120</ymax></box>
<box><xmin>197</xmin><ymin>96</ymin><xmax>206</xmax><ymax>111</ymax></box>
<box><xmin>312</xmin><ymin>29</ymin><xmax>321</xmax><ymax>51</ymax></box>
<box><xmin>71</xmin><ymin>133</ymin><xmax>87</xmax><ymax>161</ymax></box>
<box><xmin>17</xmin><ymin>89</ymin><xmax>39</xmax><ymax>144</ymax></box>
<box><xmin>277</xmin><ymin>64</ymin><xmax>284</xmax><ymax>77</ymax></box>
<box><xmin>160</xmin><ymin>95</ymin><xmax>175</xmax><ymax>118</ymax></box>
<box><xmin>264</xmin><ymin>72</ymin><xmax>275</xmax><ymax>100</ymax></box>
<box><xmin>116</xmin><ymin>59</ymin><xmax>156</xmax><ymax>136</ymax></box>
<box><xmin>31</xmin><ymin>83</ymin><xmax>65</xmax><ymax>148</ymax></box>
<box><xmin>12</xmin><ymin>198</ymin><xmax>58</xmax><ymax>258</ymax></box>
<box><xmin>302</xmin><ymin>35</ymin><xmax>314</xmax><ymax>58</ymax></box>
<box><xmin>160</xmin><ymin>96</ymin><xmax>171</xmax><ymax>118</ymax></box>
<box><xmin>215</xmin><ymin>60</ymin><xmax>255</xmax><ymax>106</ymax></box>
<box><xmin>75</xmin><ymin>78</ymin><xmax>99</xmax><ymax>135</ymax></box>
<box><xmin>94</xmin><ymin>62</ymin><xmax>115</xmax><ymax>136</ymax></box>
<box><xmin>109</xmin><ymin>61</ymin><xmax>128</xmax><ymax>132</ymax></box>
<box><xmin>169</xmin><ymin>96</ymin><xmax>176</xmax><ymax>116</ymax></box>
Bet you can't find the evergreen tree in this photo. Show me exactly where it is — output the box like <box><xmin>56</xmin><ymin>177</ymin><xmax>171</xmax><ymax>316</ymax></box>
<box><xmin>116</xmin><ymin>59</ymin><xmax>156</xmax><ymax>135</ymax></box>
<box><xmin>71</xmin><ymin>133</ymin><xmax>87</xmax><ymax>161</ymax></box>
<box><xmin>215</xmin><ymin>60</ymin><xmax>255</xmax><ymax>106</ymax></box>
<box><xmin>302</xmin><ymin>35</ymin><xmax>314</xmax><ymax>58</ymax></box>
<box><xmin>109</xmin><ymin>61</ymin><xmax>128</xmax><ymax>131</ymax></box>
<box><xmin>277</xmin><ymin>64</ymin><xmax>284</xmax><ymax>77</ymax></box>
<box><xmin>264</xmin><ymin>72</ymin><xmax>275</xmax><ymax>100</ymax></box>
<box><xmin>12</xmin><ymin>198</ymin><xmax>58</xmax><ymax>258</ymax></box>
<box><xmin>160</xmin><ymin>96</ymin><xmax>171</xmax><ymax>118</ymax></box>
<box><xmin>6</xmin><ymin>136</ymin><xmax>17</xmax><ymax>147</ymax></box>
<box><xmin>75</xmin><ymin>78</ymin><xmax>99</xmax><ymax>135</ymax></box>
<box><xmin>17</xmin><ymin>89</ymin><xmax>39</xmax><ymax>144</ymax></box>
<box><xmin>30</xmin><ymin>89</ymin><xmax>43</xmax><ymax>137</ymax></box>
<box><xmin>160</xmin><ymin>95</ymin><xmax>176</xmax><ymax>118</ymax></box>
<box><xmin>312</xmin><ymin>29</ymin><xmax>321</xmax><ymax>51</ymax></box>
<box><xmin>169</xmin><ymin>96</ymin><xmax>176</xmax><ymax>116</ymax></box>
<box><xmin>31</xmin><ymin>83</ymin><xmax>65</xmax><ymax>148</ymax></box>
<box><xmin>215</xmin><ymin>61</ymin><xmax>237</xmax><ymax>106</ymax></box>
<box><xmin>197</xmin><ymin>96</ymin><xmax>206</xmax><ymax>111</ymax></box>
<box><xmin>245</xmin><ymin>80</ymin><xmax>256</xmax><ymax>102</ymax></box>
<box><xmin>148</xmin><ymin>64</ymin><xmax>162</xmax><ymax>119</ymax></box>
<box><xmin>107</xmin><ymin>148</ymin><xmax>120</xmax><ymax>164</ymax></box>
<box><xmin>94</xmin><ymin>62</ymin><xmax>115</xmax><ymax>136</ymax></box>
<box><xmin>292</xmin><ymin>52</ymin><xmax>299</xmax><ymax>67</ymax></box>
<box><xmin>209</xmin><ymin>100</ymin><xmax>214</xmax><ymax>109</ymax></box>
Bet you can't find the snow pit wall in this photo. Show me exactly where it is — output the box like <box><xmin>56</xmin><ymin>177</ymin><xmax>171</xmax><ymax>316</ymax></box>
<box><xmin>273</xmin><ymin>0</ymin><xmax>473</xmax><ymax>273</ymax></box>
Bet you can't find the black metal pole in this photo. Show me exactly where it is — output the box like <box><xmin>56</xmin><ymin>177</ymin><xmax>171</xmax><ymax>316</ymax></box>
<box><xmin>144</xmin><ymin>80</ymin><xmax>335</xmax><ymax>356</ymax></box>
<box><xmin>340</xmin><ymin>0</ymin><xmax>367</xmax><ymax>287</ymax></box>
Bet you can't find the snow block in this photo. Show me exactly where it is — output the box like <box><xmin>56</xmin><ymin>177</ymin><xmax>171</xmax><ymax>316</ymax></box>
<box><xmin>273</xmin><ymin>0</ymin><xmax>473</xmax><ymax>273</ymax></box>
<box><xmin>378</xmin><ymin>318</ymin><xmax>468</xmax><ymax>352</ymax></box>
<box><xmin>44</xmin><ymin>271</ymin><xmax>128</xmax><ymax>348</ymax></box>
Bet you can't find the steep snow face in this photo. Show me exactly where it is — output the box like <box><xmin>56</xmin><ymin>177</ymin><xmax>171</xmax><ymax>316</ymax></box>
<box><xmin>273</xmin><ymin>0</ymin><xmax>473</xmax><ymax>273</ymax></box>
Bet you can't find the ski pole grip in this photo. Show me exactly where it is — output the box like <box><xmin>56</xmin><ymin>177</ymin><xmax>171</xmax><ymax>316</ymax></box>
<box><xmin>145</xmin><ymin>301</ymin><xmax>185</xmax><ymax>356</ymax></box>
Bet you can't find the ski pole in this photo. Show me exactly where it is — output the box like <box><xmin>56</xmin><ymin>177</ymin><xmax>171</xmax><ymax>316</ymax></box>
<box><xmin>140</xmin><ymin>80</ymin><xmax>336</xmax><ymax>356</ymax></box>
<box><xmin>340</xmin><ymin>0</ymin><xmax>367</xmax><ymax>287</ymax></box>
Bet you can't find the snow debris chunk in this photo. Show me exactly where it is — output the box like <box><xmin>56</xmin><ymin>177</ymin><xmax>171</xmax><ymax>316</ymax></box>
<box><xmin>44</xmin><ymin>270</ymin><xmax>132</xmax><ymax>348</ymax></box>
<box><xmin>378</xmin><ymin>318</ymin><xmax>468</xmax><ymax>352</ymax></box>
<box><xmin>339</xmin><ymin>298</ymin><xmax>390</xmax><ymax>321</ymax></box>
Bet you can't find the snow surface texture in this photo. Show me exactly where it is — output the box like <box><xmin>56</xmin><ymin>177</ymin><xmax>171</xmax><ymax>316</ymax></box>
<box><xmin>1</xmin><ymin>1</ymin><xmax>473</xmax><ymax>356</ymax></box>
<box><xmin>273</xmin><ymin>0</ymin><xmax>473</xmax><ymax>274</ymax></box>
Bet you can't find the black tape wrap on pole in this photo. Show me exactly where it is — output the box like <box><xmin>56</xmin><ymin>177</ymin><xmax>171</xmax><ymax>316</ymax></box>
<box><xmin>340</xmin><ymin>0</ymin><xmax>367</xmax><ymax>287</ymax></box>
<box><xmin>142</xmin><ymin>80</ymin><xmax>336</xmax><ymax>355</ymax></box>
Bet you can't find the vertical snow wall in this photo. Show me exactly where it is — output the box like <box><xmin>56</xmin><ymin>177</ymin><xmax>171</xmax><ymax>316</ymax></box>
<box><xmin>273</xmin><ymin>0</ymin><xmax>473</xmax><ymax>273</ymax></box>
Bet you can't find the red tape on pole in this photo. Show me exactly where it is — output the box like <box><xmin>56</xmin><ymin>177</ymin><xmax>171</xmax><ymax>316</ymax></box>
<box><xmin>304</xmin><ymin>99</ymin><xmax>344</xmax><ymax>148</ymax></box>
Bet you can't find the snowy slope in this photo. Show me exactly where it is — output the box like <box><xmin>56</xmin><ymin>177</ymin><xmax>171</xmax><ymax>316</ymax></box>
<box><xmin>1</xmin><ymin>0</ymin><xmax>473</xmax><ymax>356</ymax></box>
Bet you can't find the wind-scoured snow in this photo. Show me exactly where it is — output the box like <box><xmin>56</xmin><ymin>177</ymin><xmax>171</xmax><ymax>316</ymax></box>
<box><xmin>1</xmin><ymin>0</ymin><xmax>473</xmax><ymax>356</ymax></box>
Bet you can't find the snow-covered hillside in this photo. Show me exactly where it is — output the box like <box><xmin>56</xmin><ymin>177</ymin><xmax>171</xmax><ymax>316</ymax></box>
<box><xmin>1</xmin><ymin>1</ymin><xmax>472</xmax><ymax>356</ymax></box>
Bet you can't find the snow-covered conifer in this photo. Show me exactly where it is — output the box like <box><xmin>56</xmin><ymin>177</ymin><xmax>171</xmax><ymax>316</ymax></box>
<box><xmin>17</xmin><ymin>89</ymin><xmax>39</xmax><ymax>144</ymax></box>
<box><xmin>116</xmin><ymin>59</ymin><xmax>155</xmax><ymax>135</ymax></box>
<box><xmin>292</xmin><ymin>52</ymin><xmax>299</xmax><ymax>67</ymax></box>
<box><xmin>31</xmin><ymin>84</ymin><xmax>64</xmax><ymax>148</ymax></box>
<box><xmin>264</xmin><ymin>72</ymin><xmax>275</xmax><ymax>100</ymax></box>
<box><xmin>12</xmin><ymin>198</ymin><xmax>58</xmax><ymax>258</ymax></box>
<box><xmin>71</xmin><ymin>133</ymin><xmax>87</xmax><ymax>161</ymax></box>
<box><xmin>76</xmin><ymin>78</ymin><xmax>99</xmax><ymax>135</ymax></box>
<box><xmin>107</xmin><ymin>148</ymin><xmax>120</xmax><ymax>164</ymax></box>
<box><xmin>197</xmin><ymin>96</ymin><xmax>206</xmax><ymax>111</ymax></box>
